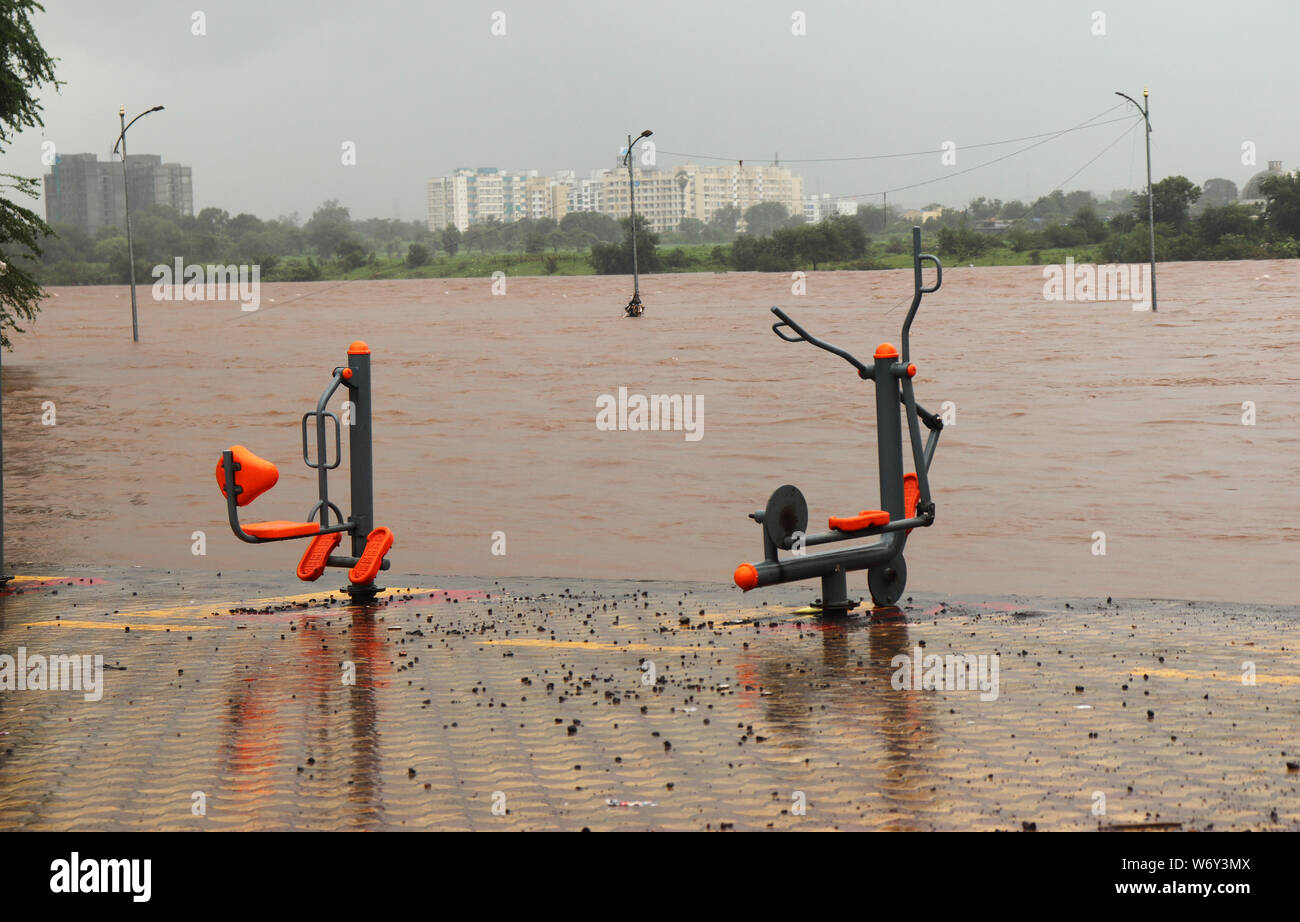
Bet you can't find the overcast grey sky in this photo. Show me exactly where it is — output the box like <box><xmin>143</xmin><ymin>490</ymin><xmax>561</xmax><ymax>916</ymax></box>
<box><xmin>4</xmin><ymin>0</ymin><xmax>1296</xmax><ymax>221</ymax></box>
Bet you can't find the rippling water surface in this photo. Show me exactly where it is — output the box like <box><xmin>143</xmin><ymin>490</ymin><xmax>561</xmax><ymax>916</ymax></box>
<box><xmin>4</xmin><ymin>261</ymin><xmax>1297</xmax><ymax>603</ymax></box>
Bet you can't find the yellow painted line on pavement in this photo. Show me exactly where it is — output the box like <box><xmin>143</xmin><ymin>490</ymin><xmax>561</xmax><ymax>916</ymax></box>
<box><xmin>104</xmin><ymin>600</ymin><xmax>230</xmax><ymax>620</ymax></box>
<box><xmin>24</xmin><ymin>620</ymin><xmax>219</xmax><ymax>631</ymax></box>
<box><xmin>100</xmin><ymin>587</ymin><xmax>443</xmax><ymax>621</ymax></box>
<box><xmin>234</xmin><ymin>587</ymin><xmax>443</xmax><ymax>608</ymax></box>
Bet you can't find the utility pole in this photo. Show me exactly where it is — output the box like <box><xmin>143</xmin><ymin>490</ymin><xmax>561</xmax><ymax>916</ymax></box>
<box><xmin>113</xmin><ymin>104</ymin><xmax>165</xmax><ymax>340</ymax></box>
<box><xmin>1116</xmin><ymin>88</ymin><xmax>1156</xmax><ymax>312</ymax></box>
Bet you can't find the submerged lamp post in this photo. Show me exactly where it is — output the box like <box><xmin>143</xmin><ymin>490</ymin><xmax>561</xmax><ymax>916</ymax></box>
<box><xmin>1116</xmin><ymin>89</ymin><xmax>1156</xmax><ymax>312</ymax></box>
<box><xmin>112</xmin><ymin>104</ymin><xmax>165</xmax><ymax>341</ymax></box>
<box><xmin>623</xmin><ymin>129</ymin><xmax>653</xmax><ymax>317</ymax></box>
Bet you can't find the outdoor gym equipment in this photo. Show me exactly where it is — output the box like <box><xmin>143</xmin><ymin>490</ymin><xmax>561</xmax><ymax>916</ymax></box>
<box><xmin>733</xmin><ymin>227</ymin><xmax>944</xmax><ymax>611</ymax></box>
<box><xmin>215</xmin><ymin>341</ymin><xmax>394</xmax><ymax>604</ymax></box>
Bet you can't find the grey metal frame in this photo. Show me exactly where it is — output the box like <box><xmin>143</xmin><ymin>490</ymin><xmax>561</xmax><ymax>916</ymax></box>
<box><xmin>737</xmin><ymin>227</ymin><xmax>944</xmax><ymax>611</ymax></box>
<box><xmin>219</xmin><ymin>344</ymin><xmax>388</xmax><ymax>600</ymax></box>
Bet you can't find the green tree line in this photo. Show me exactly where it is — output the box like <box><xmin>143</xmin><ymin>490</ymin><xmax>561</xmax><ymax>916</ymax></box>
<box><xmin>24</xmin><ymin>173</ymin><xmax>1300</xmax><ymax>287</ymax></box>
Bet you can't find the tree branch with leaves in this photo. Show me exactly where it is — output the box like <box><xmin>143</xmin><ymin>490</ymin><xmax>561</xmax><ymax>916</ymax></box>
<box><xmin>1</xmin><ymin>0</ymin><xmax>60</xmax><ymax>350</ymax></box>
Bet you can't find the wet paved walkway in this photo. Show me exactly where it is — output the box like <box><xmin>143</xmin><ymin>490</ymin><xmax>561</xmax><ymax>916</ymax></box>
<box><xmin>0</xmin><ymin>568</ymin><xmax>1296</xmax><ymax>831</ymax></box>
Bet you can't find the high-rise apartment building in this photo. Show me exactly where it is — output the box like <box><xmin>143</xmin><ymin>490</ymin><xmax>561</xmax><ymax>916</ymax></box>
<box><xmin>428</xmin><ymin>167</ymin><xmax>558</xmax><ymax>231</ymax></box>
<box><xmin>526</xmin><ymin>174</ymin><xmax>568</xmax><ymax>222</ymax></box>
<box><xmin>599</xmin><ymin>167</ymin><xmax>693</xmax><ymax>233</ymax></box>
<box><xmin>558</xmin><ymin>170</ymin><xmax>604</xmax><ymax>214</ymax></box>
<box><xmin>43</xmin><ymin>152</ymin><xmax>193</xmax><ymax>236</ymax></box>
<box><xmin>683</xmin><ymin>163</ymin><xmax>804</xmax><ymax>225</ymax></box>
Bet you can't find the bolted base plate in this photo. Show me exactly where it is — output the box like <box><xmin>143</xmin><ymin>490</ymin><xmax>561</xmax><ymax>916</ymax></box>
<box><xmin>807</xmin><ymin>598</ymin><xmax>860</xmax><ymax>616</ymax></box>
<box><xmin>342</xmin><ymin>583</ymin><xmax>383</xmax><ymax>606</ymax></box>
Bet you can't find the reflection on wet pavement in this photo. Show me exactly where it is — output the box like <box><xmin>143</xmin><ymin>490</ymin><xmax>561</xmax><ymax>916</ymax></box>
<box><xmin>0</xmin><ymin>569</ymin><xmax>1296</xmax><ymax>830</ymax></box>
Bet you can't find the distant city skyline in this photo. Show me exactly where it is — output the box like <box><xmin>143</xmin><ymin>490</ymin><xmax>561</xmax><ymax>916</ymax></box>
<box><xmin>425</xmin><ymin>163</ymin><xmax>807</xmax><ymax>234</ymax></box>
<box><xmin>2</xmin><ymin>1</ymin><xmax>1295</xmax><ymax>222</ymax></box>
<box><xmin>43</xmin><ymin>151</ymin><xmax>193</xmax><ymax>236</ymax></box>
<box><xmin>31</xmin><ymin>140</ymin><xmax>1291</xmax><ymax>232</ymax></box>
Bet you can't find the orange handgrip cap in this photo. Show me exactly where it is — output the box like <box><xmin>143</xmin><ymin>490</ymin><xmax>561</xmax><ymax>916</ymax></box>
<box><xmin>347</xmin><ymin>340</ymin><xmax>370</xmax><ymax>355</ymax></box>
<box><xmin>874</xmin><ymin>342</ymin><xmax>898</xmax><ymax>359</ymax></box>
<box><xmin>907</xmin><ymin>363</ymin><xmax>916</xmax><ymax>377</ymax></box>
<box><xmin>734</xmin><ymin>563</ymin><xmax>759</xmax><ymax>591</ymax></box>
<box><xmin>341</xmin><ymin>367</ymin><xmax>353</xmax><ymax>380</ymax></box>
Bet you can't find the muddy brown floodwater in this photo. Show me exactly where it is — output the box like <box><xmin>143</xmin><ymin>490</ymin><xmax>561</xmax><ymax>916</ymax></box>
<box><xmin>2</xmin><ymin>261</ymin><xmax>1297</xmax><ymax>604</ymax></box>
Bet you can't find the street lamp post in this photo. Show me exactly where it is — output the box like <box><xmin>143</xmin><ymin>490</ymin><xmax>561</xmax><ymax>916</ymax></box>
<box><xmin>1116</xmin><ymin>89</ymin><xmax>1156</xmax><ymax>312</ymax></box>
<box><xmin>623</xmin><ymin>129</ymin><xmax>653</xmax><ymax>317</ymax></box>
<box><xmin>113</xmin><ymin>104</ymin><xmax>164</xmax><ymax>341</ymax></box>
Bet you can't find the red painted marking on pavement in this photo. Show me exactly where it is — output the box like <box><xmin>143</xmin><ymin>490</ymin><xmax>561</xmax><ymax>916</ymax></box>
<box><xmin>1</xmin><ymin>577</ymin><xmax>109</xmax><ymax>596</ymax></box>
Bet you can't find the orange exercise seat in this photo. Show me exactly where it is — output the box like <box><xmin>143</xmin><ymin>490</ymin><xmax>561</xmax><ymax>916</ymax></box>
<box><xmin>215</xmin><ymin>445</ymin><xmax>279</xmax><ymax>506</ymax></box>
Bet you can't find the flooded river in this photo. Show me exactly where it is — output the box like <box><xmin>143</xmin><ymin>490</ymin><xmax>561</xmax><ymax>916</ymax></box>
<box><xmin>3</xmin><ymin>260</ymin><xmax>1297</xmax><ymax>603</ymax></box>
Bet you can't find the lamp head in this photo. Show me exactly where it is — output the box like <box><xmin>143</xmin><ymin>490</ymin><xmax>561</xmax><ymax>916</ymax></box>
<box><xmin>119</xmin><ymin>105</ymin><xmax>125</xmax><ymax>116</ymax></box>
<box><xmin>640</xmin><ymin>129</ymin><xmax>653</xmax><ymax>138</ymax></box>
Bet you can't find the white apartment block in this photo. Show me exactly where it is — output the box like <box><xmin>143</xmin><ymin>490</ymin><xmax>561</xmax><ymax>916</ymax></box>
<box><xmin>524</xmin><ymin>174</ymin><xmax>572</xmax><ymax>222</ymax></box>
<box><xmin>804</xmin><ymin>193</ymin><xmax>858</xmax><ymax>222</ymax></box>
<box><xmin>559</xmin><ymin>171</ymin><xmax>605</xmax><ymax>214</ymax></box>
<box><xmin>804</xmin><ymin>193</ymin><xmax>830</xmax><ymax>223</ymax></box>
<box><xmin>599</xmin><ymin>167</ymin><xmax>693</xmax><ymax>233</ymax></box>
<box><xmin>684</xmin><ymin>163</ymin><xmax>804</xmax><ymax>226</ymax></box>
<box><xmin>428</xmin><ymin>163</ymin><xmax>805</xmax><ymax>234</ymax></box>
<box><xmin>430</xmin><ymin>167</ymin><xmax>571</xmax><ymax>230</ymax></box>
<box><xmin>427</xmin><ymin>173</ymin><xmax>470</xmax><ymax>231</ymax></box>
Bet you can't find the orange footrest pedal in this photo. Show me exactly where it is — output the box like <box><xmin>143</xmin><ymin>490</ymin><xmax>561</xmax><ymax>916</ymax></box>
<box><xmin>902</xmin><ymin>472</ymin><xmax>920</xmax><ymax>535</ymax></box>
<box><xmin>296</xmin><ymin>532</ymin><xmax>342</xmax><ymax>582</ymax></box>
<box><xmin>348</xmin><ymin>527</ymin><xmax>394</xmax><ymax>585</ymax></box>
<box><xmin>828</xmin><ymin>510</ymin><xmax>890</xmax><ymax>532</ymax></box>
<box><xmin>903</xmin><ymin>473</ymin><xmax>919</xmax><ymax>519</ymax></box>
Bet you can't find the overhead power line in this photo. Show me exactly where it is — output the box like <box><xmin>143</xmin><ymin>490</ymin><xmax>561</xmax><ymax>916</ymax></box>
<box><xmin>1051</xmin><ymin>119</ymin><xmax>1144</xmax><ymax>193</ymax></box>
<box><xmin>830</xmin><ymin>108</ymin><xmax>1143</xmax><ymax>200</ymax></box>
<box><xmin>655</xmin><ymin>103</ymin><xmax>1130</xmax><ymax>166</ymax></box>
